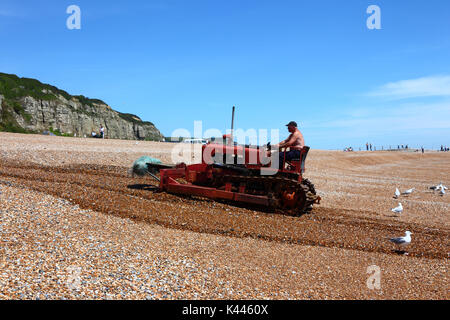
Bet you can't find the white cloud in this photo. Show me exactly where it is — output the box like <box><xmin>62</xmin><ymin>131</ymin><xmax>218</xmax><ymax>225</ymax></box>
<box><xmin>308</xmin><ymin>101</ymin><xmax>450</xmax><ymax>132</ymax></box>
<box><xmin>367</xmin><ymin>75</ymin><xmax>450</xmax><ymax>99</ymax></box>
<box><xmin>306</xmin><ymin>78</ymin><xmax>450</xmax><ymax>147</ymax></box>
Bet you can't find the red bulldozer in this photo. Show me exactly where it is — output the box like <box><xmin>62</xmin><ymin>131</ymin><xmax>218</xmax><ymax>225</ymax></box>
<box><xmin>141</xmin><ymin>107</ymin><xmax>321</xmax><ymax>215</ymax></box>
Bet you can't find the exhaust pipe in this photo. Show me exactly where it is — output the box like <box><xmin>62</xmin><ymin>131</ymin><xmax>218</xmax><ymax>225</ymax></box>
<box><xmin>230</xmin><ymin>106</ymin><xmax>235</xmax><ymax>145</ymax></box>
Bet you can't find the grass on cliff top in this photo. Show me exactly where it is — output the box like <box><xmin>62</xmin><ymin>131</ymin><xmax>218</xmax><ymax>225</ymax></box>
<box><xmin>0</xmin><ymin>72</ymin><xmax>106</xmax><ymax>107</ymax></box>
<box><xmin>117</xmin><ymin>112</ymin><xmax>155</xmax><ymax>126</ymax></box>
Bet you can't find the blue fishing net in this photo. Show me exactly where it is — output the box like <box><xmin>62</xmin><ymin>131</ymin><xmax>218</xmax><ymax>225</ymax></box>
<box><xmin>132</xmin><ymin>156</ymin><xmax>162</xmax><ymax>176</ymax></box>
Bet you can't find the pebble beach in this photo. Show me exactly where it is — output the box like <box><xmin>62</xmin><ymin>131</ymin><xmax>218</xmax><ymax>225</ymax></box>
<box><xmin>0</xmin><ymin>132</ymin><xmax>448</xmax><ymax>299</ymax></box>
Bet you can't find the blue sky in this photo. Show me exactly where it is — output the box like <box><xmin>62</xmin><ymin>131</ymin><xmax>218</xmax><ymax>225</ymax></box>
<box><xmin>1</xmin><ymin>0</ymin><xmax>449</xmax><ymax>150</ymax></box>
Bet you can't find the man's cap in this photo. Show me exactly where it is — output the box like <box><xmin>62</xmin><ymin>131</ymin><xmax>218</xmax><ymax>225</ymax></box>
<box><xmin>286</xmin><ymin>121</ymin><xmax>298</xmax><ymax>127</ymax></box>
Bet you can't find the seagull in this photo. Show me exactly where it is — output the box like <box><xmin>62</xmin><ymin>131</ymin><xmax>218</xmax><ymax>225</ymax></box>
<box><xmin>389</xmin><ymin>231</ymin><xmax>412</xmax><ymax>251</ymax></box>
<box><xmin>430</xmin><ymin>184</ymin><xmax>439</xmax><ymax>190</ymax></box>
<box><xmin>402</xmin><ymin>188</ymin><xmax>415</xmax><ymax>195</ymax></box>
<box><xmin>394</xmin><ymin>188</ymin><xmax>400</xmax><ymax>199</ymax></box>
<box><xmin>391</xmin><ymin>203</ymin><xmax>403</xmax><ymax>214</ymax></box>
<box><xmin>431</xmin><ymin>183</ymin><xmax>442</xmax><ymax>191</ymax></box>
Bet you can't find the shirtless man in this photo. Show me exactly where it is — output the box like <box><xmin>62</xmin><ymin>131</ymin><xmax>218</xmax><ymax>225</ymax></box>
<box><xmin>273</xmin><ymin>121</ymin><xmax>305</xmax><ymax>169</ymax></box>
<box><xmin>100</xmin><ymin>125</ymin><xmax>105</xmax><ymax>139</ymax></box>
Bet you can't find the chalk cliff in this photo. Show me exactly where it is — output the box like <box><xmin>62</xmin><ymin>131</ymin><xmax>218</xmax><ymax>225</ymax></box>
<box><xmin>0</xmin><ymin>72</ymin><xmax>163</xmax><ymax>140</ymax></box>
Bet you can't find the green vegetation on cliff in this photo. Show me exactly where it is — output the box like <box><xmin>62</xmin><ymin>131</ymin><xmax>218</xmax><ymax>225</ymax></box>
<box><xmin>1</xmin><ymin>72</ymin><xmax>71</xmax><ymax>101</ymax></box>
<box><xmin>0</xmin><ymin>72</ymin><xmax>108</xmax><ymax>133</ymax></box>
<box><xmin>0</xmin><ymin>96</ymin><xmax>34</xmax><ymax>133</ymax></box>
<box><xmin>0</xmin><ymin>72</ymin><xmax>105</xmax><ymax>106</ymax></box>
<box><xmin>117</xmin><ymin>112</ymin><xmax>155</xmax><ymax>127</ymax></box>
<box><xmin>0</xmin><ymin>72</ymin><xmax>162</xmax><ymax>140</ymax></box>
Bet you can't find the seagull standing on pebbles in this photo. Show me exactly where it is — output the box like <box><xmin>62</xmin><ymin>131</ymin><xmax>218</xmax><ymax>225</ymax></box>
<box><xmin>431</xmin><ymin>183</ymin><xmax>447</xmax><ymax>192</ymax></box>
<box><xmin>402</xmin><ymin>188</ymin><xmax>415</xmax><ymax>195</ymax></box>
<box><xmin>430</xmin><ymin>184</ymin><xmax>440</xmax><ymax>191</ymax></box>
<box><xmin>391</xmin><ymin>203</ymin><xmax>403</xmax><ymax>214</ymax></box>
<box><xmin>389</xmin><ymin>231</ymin><xmax>412</xmax><ymax>252</ymax></box>
<box><xmin>394</xmin><ymin>188</ymin><xmax>400</xmax><ymax>199</ymax></box>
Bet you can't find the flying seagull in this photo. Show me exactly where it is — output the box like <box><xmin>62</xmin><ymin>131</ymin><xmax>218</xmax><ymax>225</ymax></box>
<box><xmin>389</xmin><ymin>231</ymin><xmax>412</xmax><ymax>250</ymax></box>
<box><xmin>402</xmin><ymin>188</ymin><xmax>415</xmax><ymax>195</ymax></box>
<box><xmin>394</xmin><ymin>188</ymin><xmax>400</xmax><ymax>199</ymax></box>
<box><xmin>391</xmin><ymin>203</ymin><xmax>403</xmax><ymax>214</ymax></box>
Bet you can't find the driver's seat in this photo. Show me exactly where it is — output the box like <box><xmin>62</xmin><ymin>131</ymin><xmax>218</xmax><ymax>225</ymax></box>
<box><xmin>284</xmin><ymin>146</ymin><xmax>310</xmax><ymax>174</ymax></box>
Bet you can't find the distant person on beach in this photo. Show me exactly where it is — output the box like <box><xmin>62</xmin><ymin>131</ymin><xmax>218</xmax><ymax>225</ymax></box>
<box><xmin>100</xmin><ymin>125</ymin><xmax>105</xmax><ymax>139</ymax></box>
<box><xmin>421</xmin><ymin>146</ymin><xmax>424</xmax><ymax>154</ymax></box>
<box><xmin>370</xmin><ymin>143</ymin><xmax>372</xmax><ymax>151</ymax></box>
<box><xmin>366</xmin><ymin>142</ymin><xmax>369</xmax><ymax>151</ymax></box>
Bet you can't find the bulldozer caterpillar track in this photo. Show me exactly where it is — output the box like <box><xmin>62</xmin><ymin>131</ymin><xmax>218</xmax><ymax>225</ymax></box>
<box><xmin>213</xmin><ymin>175</ymin><xmax>319</xmax><ymax>215</ymax></box>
